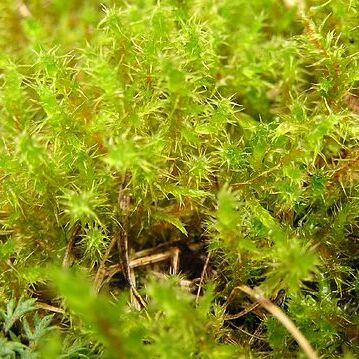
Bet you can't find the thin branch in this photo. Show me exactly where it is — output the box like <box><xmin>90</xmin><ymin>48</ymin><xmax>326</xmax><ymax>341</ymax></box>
<box><xmin>237</xmin><ymin>285</ymin><xmax>318</xmax><ymax>359</ymax></box>
<box><xmin>224</xmin><ymin>302</ymin><xmax>260</xmax><ymax>321</ymax></box>
<box><xmin>94</xmin><ymin>234</ymin><xmax>118</xmax><ymax>293</ymax></box>
<box><xmin>103</xmin><ymin>248</ymin><xmax>184</xmax><ymax>284</ymax></box>
<box><xmin>195</xmin><ymin>252</ymin><xmax>211</xmax><ymax>304</ymax></box>
<box><xmin>117</xmin><ymin>174</ymin><xmax>147</xmax><ymax>309</ymax></box>
<box><xmin>62</xmin><ymin>224</ymin><xmax>81</xmax><ymax>268</ymax></box>
<box><xmin>171</xmin><ymin>248</ymin><xmax>180</xmax><ymax>275</ymax></box>
<box><xmin>35</xmin><ymin>302</ymin><xmax>65</xmax><ymax>315</ymax></box>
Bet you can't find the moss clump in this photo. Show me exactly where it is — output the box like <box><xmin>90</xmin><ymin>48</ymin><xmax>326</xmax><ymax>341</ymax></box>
<box><xmin>0</xmin><ymin>1</ymin><xmax>358</xmax><ymax>357</ymax></box>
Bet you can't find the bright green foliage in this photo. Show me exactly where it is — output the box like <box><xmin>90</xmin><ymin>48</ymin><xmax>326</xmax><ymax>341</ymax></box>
<box><xmin>0</xmin><ymin>0</ymin><xmax>359</xmax><ymax>357</ymax></box>
<box><xmin>49</xmin><ymin>269</ymin><xmax>240</xmax><ymax>358</ymax></box>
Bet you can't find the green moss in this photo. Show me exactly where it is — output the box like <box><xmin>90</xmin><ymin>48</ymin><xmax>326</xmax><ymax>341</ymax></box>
<box><xmin>0</xmin><ymin>0</ymin><xmax>358</xmax><ymax>357</ymax></box>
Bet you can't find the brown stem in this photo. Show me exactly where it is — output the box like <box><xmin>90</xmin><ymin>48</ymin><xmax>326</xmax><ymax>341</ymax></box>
<box><xmin>62</xmin><ymin>224</ymin><xmax>81</xmax><ymax>268</ymax></box>
<box><xmin>94</xmin><ymin>234</ymin><xmax>118</xmax><ymax>293</ymax></box>
<box><xmin>195</xmin><ymin>252</ymin><xmax>211</xmax><ymax>304</ymax></box>
<box><xmin>117</xmin><ymin>174</ymin><xmax>146</xmax><ymax>309</ymax></box>
<box><xmin>237</xmin><ymin>285</ymin><xmax>318</xmax><ymax>359</ymax></box>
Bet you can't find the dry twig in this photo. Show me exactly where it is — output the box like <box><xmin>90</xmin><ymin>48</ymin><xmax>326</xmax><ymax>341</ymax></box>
<box><xmin>117</xmin><ymin>174</ymin><xmax>146</xmax><ymax>309</ymax></box>
<box><xmin>62</xmin><ymin>224</ymin><xmax>81</xmax><ymax>268</ymax></box>
<box><xmin>94</xmin><ymin>234</ymin><xmax>118</xmax><ymax>293</ymax></box>
<box><xmin>237</xmin><ymin>285</ymin><xmax>318</xmax><ymax>359</ymax></box>
<box><xmin>195</xmin><ymin>252</ymin><xmax>211</xmax><ymax>304</ymax></box>
<box><xmin>35</xmin><ymin>302</ymin><xmax>65</xmax><ymax>315</ymax></box>
<box><xmin>224</xmin><ymin>302</ymin><xmax>260</xmax><ymax>321</ymax></box>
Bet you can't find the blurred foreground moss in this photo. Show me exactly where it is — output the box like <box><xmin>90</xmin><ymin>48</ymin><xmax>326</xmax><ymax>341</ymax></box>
<box><xmin>1</xmin><ymin>0</ymin><xmax>359</xmax><ymax>357</ymax></box>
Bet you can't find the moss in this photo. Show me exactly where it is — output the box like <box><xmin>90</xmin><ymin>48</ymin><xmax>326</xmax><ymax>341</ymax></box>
<box><xmin>0</xmin><ymin>0</ymin><xmax>358</xmax><ymax>357</ymax></box>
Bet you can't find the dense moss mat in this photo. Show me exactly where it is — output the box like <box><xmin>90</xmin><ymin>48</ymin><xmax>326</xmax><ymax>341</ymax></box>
<box><xmin>0</xmin><ymin>0</ymin><xmax>358</xmax><ymax>357</ymax></box>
